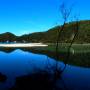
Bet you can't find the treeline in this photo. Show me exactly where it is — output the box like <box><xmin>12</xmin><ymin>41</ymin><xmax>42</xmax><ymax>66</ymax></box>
<box><xmin>0</xmin><ymin>20</ymin><xmax>90</xmax><ymax>43</ymax></box>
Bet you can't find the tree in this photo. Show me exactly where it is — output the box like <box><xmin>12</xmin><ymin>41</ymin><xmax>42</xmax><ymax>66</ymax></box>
<box><xmin>52</xmin><ymin>2</ymin><xmax>79</xmax><ymax>89</ymax></box>
<box><xmin>55</xmin><ymin>2</ymin><xmax>73</xmax><ymax>74</ymax></box>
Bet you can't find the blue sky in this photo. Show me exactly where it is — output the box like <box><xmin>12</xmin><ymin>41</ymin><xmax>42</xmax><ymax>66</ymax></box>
<box><xmin>0</xmin><ymin>0</ymin><xmax>90</xmax><ymax>35</ymax></box>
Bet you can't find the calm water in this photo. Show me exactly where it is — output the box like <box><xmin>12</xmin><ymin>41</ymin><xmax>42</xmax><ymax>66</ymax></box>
<box><xmin>0</xmin><ymin>49</ymin><xmax>90</xmax><ymax>90</ymax></box>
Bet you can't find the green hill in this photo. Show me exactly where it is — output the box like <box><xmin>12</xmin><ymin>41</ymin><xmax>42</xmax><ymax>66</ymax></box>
<box><xmin>20</xmin><ymin>20</ymin><xmax>90</xmax><ymax>43</ymax></box>
<box><xmin>0</xmin><ymin>20</ymin><xmax>90</xmax><ymax>43</ymax></box>
<box><xmin>0</xmin><ymin>32</ymin><xmax>17</xmax><ymax>42</ymax></box>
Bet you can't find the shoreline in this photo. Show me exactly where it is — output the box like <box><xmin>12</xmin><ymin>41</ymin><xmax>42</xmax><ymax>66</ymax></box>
<box><xmin>0</xmin><ymin>43</ymin><xmax>48</xmax><ymax>47</ymax></box>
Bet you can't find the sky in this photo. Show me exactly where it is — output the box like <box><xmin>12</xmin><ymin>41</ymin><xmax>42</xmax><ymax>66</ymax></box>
<box><xmin>0</xmin><ymin>0</ymin><xmax>90</xmax><ymax>36</ymax></box>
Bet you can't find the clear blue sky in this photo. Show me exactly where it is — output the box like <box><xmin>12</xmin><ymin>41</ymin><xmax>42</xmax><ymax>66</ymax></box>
<box><xmin>0</xmin><ymin>0</ymin><xmax>90</xmax><ymax>35</ymax></box>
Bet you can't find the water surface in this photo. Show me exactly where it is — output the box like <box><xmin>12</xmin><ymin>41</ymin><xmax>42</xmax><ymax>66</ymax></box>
<box><xmin>0</xmin><ymin>49</ymin><xmax>90</xmax><ymax>90</ymax></box>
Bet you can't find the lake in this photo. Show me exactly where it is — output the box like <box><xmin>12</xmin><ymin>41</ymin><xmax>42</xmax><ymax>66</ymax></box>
<box><xmin>0</xmin><ymin>49</ymin><xmax>90</xmax><ymax>90</ymax></box>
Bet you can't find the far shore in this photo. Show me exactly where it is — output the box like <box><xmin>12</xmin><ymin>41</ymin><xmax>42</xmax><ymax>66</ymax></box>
<box><xmin>0</xmin><ymin>43</ymin><xmax>48</xmax><ymax>47</ymax></box>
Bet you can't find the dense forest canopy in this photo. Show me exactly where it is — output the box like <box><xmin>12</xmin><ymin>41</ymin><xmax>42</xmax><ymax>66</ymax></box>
<box><xmin>0</xmin><ymin>20</ymin><xmax>90</xmax><ymax>43</ymax></box>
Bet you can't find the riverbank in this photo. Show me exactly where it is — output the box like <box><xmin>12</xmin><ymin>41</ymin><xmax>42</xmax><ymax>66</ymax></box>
<box><xmin>0</xmin><ymin>43</ymin><xmax>48</xmax><ymax>47</ymax></box>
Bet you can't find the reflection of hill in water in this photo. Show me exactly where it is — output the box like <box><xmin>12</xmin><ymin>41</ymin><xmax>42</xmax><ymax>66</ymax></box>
<box><xmin>0</xmin><ymin>47</ymin><xmax>90</xmax><ymax>67</ymax></box>
<box><xmin>0</xmin><ymin>47</ymin><xmax>16</xmax><ymax>53</ymax></box>
<box><xmin>0</xmin><ymin>47</ymin><xmax>50</xmax><ymax>54</ymax></box>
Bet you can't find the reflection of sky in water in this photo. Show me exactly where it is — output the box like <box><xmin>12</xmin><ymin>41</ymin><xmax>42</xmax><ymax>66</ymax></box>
<box><xmin>0</xmin><ymin>49</ymin><xmax>57</xmax><ymax>89</ymax></box>
<box><xmin>0</xmin><ymin>49</ymin><xmax>90</xmax><ymax>90</ymax></box>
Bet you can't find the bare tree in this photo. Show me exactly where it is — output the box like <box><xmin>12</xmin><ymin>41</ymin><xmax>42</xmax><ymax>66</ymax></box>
<box><xmin>48</xmin><ymin>2</ymin><xmax>74</xmax><ymax>90</ymax></box>
<box><xmin>65</xmin><ymin>17</ymin><xmax>79</xmax><ymax>64</ymax></box>
<box><xmin>55</xmin><ymin>2</ymin><xmax>73</xmax><ymax>61</ymax></box>
<box><xmin>52</xmin><ymin>2</ymin><xmax>80</xmax><ymax>89</ymax></box>
<box><xmin>55</xmin><ymin>2</ymin><xmax>73</xmax><ymax>75</ymax></box>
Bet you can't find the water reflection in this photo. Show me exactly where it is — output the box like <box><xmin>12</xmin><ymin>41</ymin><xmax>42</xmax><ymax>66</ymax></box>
<box><xmin>0</xmin><ymin>49</ymin><xmax>59</xmax><ymax>90</ymax></box>
<box><xmin>0</xmin><ymin>49</ymin><xmax>90</xmax><ymax>90</ymax></box>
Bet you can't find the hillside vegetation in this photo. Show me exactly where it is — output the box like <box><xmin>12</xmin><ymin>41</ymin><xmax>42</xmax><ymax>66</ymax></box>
<box><xmin>0</xmin><ymin>20</ymin><xmax>90</xmax><ymax>43</ymax></box>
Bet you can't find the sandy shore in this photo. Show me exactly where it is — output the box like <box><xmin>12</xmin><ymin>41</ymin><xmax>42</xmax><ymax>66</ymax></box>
<box><xmin>0</xmin><ymin>43</ymin><xmax>48</xmax><ymax>47</ymax></box>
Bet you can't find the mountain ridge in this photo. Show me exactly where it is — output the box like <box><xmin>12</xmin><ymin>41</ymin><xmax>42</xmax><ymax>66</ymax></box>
<box><xmin>0</xmin><ymin>20</ymin><xmax>90</xmax><ymax>43</ymax></box>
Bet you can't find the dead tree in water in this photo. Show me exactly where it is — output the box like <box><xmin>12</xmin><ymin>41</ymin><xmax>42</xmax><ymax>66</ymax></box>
<box><xmin>52</xmin><ymin>3</ymin><xmax>73</xmax><ymax>90</ymax></box>
<box><xmin>65</xmin><ymin>18</ymin><xmax>79</xmax><ymax>65</ymax></box>
<box><xmin>53</xmin><ymin>2</ymin><xmax>79</xmax><ymax>89</ymax></box>
<box><xmin>55</xmin><ymin>2</ymin><xmax>73</xmax><ymax>76</ymax></box>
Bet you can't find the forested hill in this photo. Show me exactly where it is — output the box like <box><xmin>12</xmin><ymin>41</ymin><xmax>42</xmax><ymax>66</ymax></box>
<box><xmin>0</xmin><ymin>20</ymin><xmax>90</xmax><ymax>43</ymax></box>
